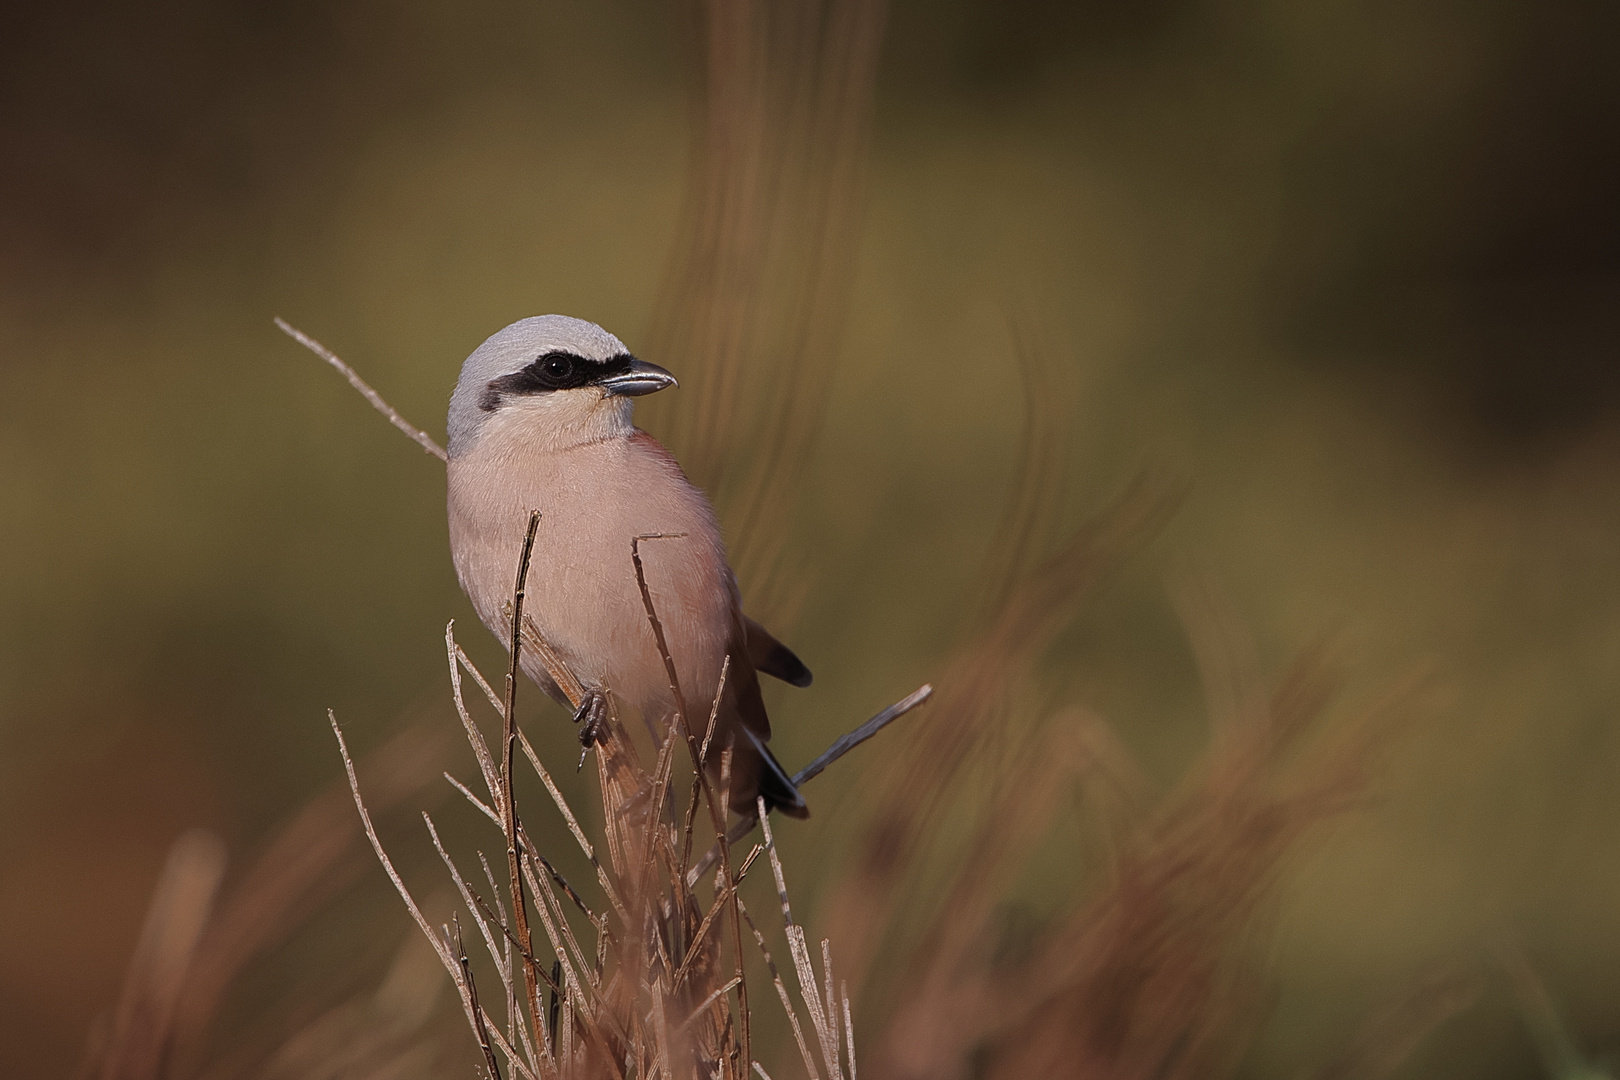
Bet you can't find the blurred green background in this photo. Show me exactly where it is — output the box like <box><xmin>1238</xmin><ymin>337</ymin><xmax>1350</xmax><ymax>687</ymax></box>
<box><xmin>4</xmin><ymin>1</ymin><xmax>1620</xmax><ymax>1077</ymax></box>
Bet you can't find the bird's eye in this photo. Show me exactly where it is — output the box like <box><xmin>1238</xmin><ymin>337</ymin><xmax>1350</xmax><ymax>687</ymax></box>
<box><xmin>542</xmin><ymin>355</ymin><xmax>573</xmax><ymax>380</ymax></box>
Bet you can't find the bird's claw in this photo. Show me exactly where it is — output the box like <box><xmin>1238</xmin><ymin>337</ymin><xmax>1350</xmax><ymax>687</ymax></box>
<box><xmin>573</xmin><ymin>689</ymin><xmax>608</xmax><ymax>770</ymax></box>
<box><xmin>571</xmin><ymin>688</ymin><xmax>606</xmax><ymax>727</ymax></box>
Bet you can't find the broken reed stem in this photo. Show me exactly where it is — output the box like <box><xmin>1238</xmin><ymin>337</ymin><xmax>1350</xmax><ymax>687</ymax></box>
<box><xmin>630</xmin><ymin>532</ymin><xmax>753</xmax><ymax>1073</ymax></box>
<box><xmin>481</xmin><ymin>855</ymin><xmax>522</xmax><ymax>1062</ymax></box>
<box><xmin>681</xmin><ymin>659</ymin><xmax>731</xmax><ymax>878</ymax></box>
<box><xmin>821</xmin><ymin>939</ymin><xmax>843</xmax><ymax>1080</ymax></box>
<box><xmin>757</xmin><ymin>799</ymin><xmax>796</xmax><ymax>931</ymax></box>
<box><xmin>841</xmin><ymin>982</ymin><xmax>856</xmax><ymax>1080</ymax></box>
<box><xmin>519</xmin><ymin>614</ymin><xmax>588</xmax><ymax>707</ymax></box>
<box><xmin>273</xmin><ymin>317</ymin><xmax>448</xmax><ymax>462</ymax></box>
<box><xmin>504</xmin><ymin>510</ymin><xmax>548</xmax><ymax>1067</ymax></box>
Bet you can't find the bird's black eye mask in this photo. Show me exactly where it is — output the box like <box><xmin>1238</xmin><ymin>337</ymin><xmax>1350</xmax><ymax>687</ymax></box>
<box><xmin>479</xmin><ymin>351</ymin><xmax>637</xmax><ymax>411</ymax></box>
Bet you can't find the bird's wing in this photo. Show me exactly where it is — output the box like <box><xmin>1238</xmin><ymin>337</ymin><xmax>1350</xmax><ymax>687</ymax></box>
<box><xmin>726</xmin><ymin>623</ymin><xmax>775</xmax><ymax>741</ymax></box>
<box><xmin>742</xmin><ymin>615</ymin><xmax>813</xmax><ymax>688</ymax></box>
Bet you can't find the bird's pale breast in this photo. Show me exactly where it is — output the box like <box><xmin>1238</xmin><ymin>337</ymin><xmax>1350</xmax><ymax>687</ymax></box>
<box><xmin>447</xmin><ymin>431</ymin><xmax>734</xmax><ymax>724</ymax></box>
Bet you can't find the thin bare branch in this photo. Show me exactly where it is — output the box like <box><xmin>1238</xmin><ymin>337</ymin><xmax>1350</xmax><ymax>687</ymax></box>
<box><xmin>448</xmin><ymin>621</ymin><xmax>505</xmax><ymax>812</ymax></box>
<box><xmin>274</xmin><ymin>317</ymin><xmax>448</xmax><ymax>462</ymax></box>
<box><xmin>502</xmin><ymin>510</ymin><xmax>548</xmax><ymax>1056</ymax></box>
<box><xmin>449</xmin><ymin>772</ymin><xmax>503</xmax><ymax>828</ymax></box>
<box><xmin>700</xmin><ymin>654</ymin><xmax>733</xmax><ymax>765</ymax></box>
<box><xmin>426</xmin><ymin>814</ymin><xmax>510</xmax><ymax>994</ymax></box>
<box><xmin>480</xmin><ymin>852</ymin><xmax>524</xmax><ymax>1060</ymax></box>
<box><xmin>791</xmin><ymin>683</ymin><xmax>933</xmax><ymax>788</ymax></box>
<box><xmin>530</xmin><ymin>844</ymin><xmax>601</xmax><ymax>927</ymax></box>
<box><xmin>454</xmin><ymin>916</ymin><xmax>504</xmax><ymax>1080</ymax></box>
<box><xmin>521</xmin><ymin>847</ymin><xmax>598</xmax><ymax>999</ymax></box>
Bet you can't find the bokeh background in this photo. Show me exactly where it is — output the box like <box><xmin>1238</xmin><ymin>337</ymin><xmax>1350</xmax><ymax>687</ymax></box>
<box><xmin>4</xmin><ymin>1</ymin><xmax>1620</xmax><ymax>1077</ymax></box>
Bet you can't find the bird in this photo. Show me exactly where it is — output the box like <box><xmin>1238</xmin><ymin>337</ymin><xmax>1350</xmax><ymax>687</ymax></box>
<box><xmin>446</xmin><ymin>315</ymin><xmax>811</xmax><ymax>819</ymax></box>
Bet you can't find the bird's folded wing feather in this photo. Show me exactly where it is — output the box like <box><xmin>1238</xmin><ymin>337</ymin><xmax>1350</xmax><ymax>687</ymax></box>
<box><xmin>742</xmin><ymin>615</ymin><xmax>813</xmax><ymax>687</ymax></box>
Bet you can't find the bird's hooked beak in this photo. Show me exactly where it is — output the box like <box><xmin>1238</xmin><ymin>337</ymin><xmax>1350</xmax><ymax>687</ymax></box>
<box><xmin>600</xmin><ymin>358</ymin><xmax>678</xmax><ymax>397</ymax></box>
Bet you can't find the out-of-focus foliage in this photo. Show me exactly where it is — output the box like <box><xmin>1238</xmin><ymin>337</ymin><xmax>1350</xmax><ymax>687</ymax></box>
<box><xmin>4</xmin><ymin>1</ymin><xmax>1620</xmax><ymax>1078</ymax></box>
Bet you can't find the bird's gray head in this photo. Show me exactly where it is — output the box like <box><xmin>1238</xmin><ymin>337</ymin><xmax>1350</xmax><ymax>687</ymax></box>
<box><xmin>447</xmin><ymin>315</ymin><xmax>676</xmax><ymax>458</ymax></box>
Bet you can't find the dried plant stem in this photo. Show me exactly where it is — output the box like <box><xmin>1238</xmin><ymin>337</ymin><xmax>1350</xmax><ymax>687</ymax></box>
<box><xmin>427</xmin><ymin>816</ymin><xmax>511</xmax><ymax>996</ymax></box>
<box><xmin>841</xmin><ymin>982</ymin><xmax>856</xmax><ymax>1080</ymax></box>
<box><xmin>447</xmin><ymin>623</ymin><xmax>504</xmax><ymax>809</ymax></box>
<box><xmin>503</xmin><ymin>510</ymin><xmax>548</xmax><ymax>1064</ymax></box>
<box><xmin>791</xmin><ymin>684</ymin><xmax>932</xmax><ymax>788</ymax></box>
<box><xmin>519</xmin><ymin>612</ymin><xmax>589</xmax><ymax>706</ymax></box>
<box><xmin>454</xmin><ymin>915</ymin><xmax>505</xmax><ymax>1080</ymax></box>
<box><xmin>273</xmin><ymin>317</ymin><xmax>448</xmax><ymax>462</ymax></box>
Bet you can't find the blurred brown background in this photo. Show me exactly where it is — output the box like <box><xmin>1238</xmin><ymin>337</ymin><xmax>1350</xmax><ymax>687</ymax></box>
<box><xmin>3</xmin><ymin>1</ymin><xmax>1620</xmax><ymax>1077</ymax></box>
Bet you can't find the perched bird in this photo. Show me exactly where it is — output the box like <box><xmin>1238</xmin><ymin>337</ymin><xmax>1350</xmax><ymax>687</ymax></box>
<box><xmin>446</xmin><ymin>315</ymin><xmax>811</xmax><ymax>818</ymax></box>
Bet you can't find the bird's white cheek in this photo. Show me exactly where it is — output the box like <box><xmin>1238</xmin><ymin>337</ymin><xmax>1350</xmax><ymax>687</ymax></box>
<box><xmin>482</xmin><ymin>391</ymin><xmax>633</xmax><ymax>452</ymax></box>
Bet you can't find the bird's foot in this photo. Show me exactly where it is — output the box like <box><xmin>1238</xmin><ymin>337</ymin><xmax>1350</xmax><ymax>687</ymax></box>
<box><xmin>573</xmin><ymin>689</ymin><xmax>608</xmax><ymax>770</ymax></box>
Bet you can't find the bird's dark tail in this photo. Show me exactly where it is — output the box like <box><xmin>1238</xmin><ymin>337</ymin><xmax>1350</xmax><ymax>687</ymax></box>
<box><xmin>736</xmin><ymin>726</ymin><xmax>809</xmax><ymax>819</ymax></box>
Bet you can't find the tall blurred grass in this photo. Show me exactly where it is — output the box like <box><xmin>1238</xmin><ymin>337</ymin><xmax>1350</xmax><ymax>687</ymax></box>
<box><xmin>5</xmin><ymin>0</ymin><xmax>1620</xmax><ymax>1077</ymax></box>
